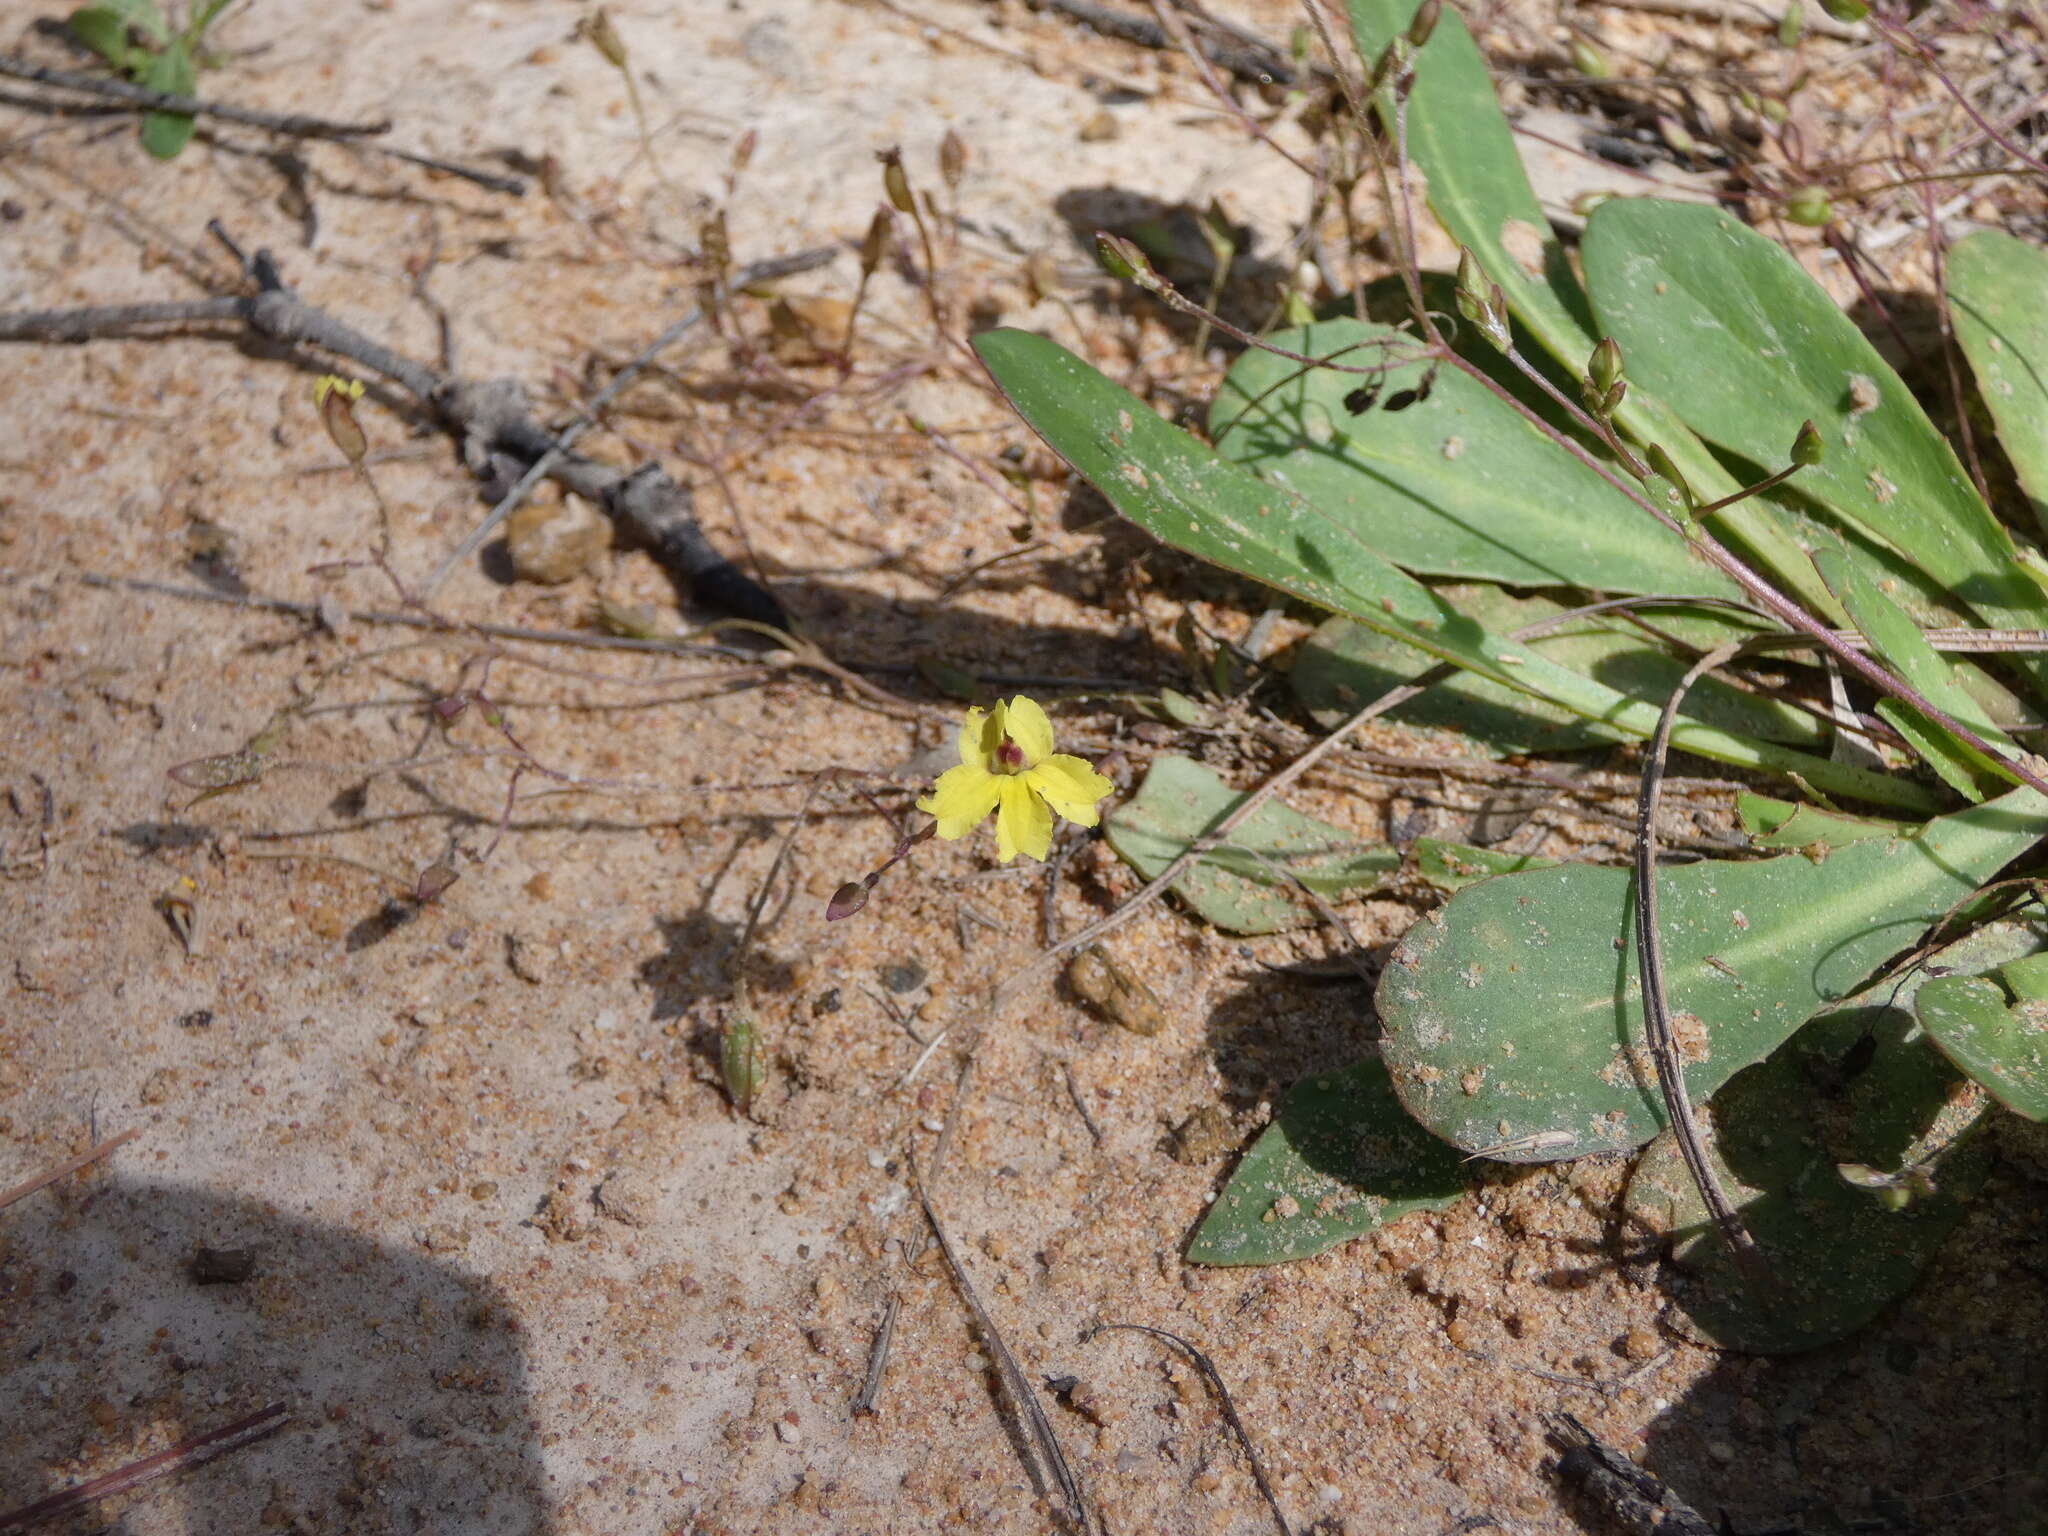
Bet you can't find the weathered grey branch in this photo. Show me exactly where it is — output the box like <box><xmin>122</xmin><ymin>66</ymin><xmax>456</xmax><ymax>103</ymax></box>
<box><xmin>0</xmin><ymin>55</ymin><xmax>391</xmax><ymax>138</ymax></box>
<box><xmin>0</xmin><ymin>244</ymin><xmax>840</xmax><ymax>628</ymax></box>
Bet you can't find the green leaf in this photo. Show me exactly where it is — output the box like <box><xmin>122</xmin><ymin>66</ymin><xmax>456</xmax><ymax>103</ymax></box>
<box><xmin>140</xmin><ymin>41</ymin><xmax>197</xmax><ymax>160</ymax></box>
<box><xmin>1623</xmin><ymin>921</ymin><xmax>2024</xmax><ymax>1351</ymax></box>
<box><xmin>1186</xmin><ymin>1056</ymin><xmax>1468</xmax><ymax>1265</ymax></box>
<box><xmin>1103</xmin><ymin>755</ymin><xmax>1398</xmax><ymax>934</ymax></box>
<box><xmin>1950</xmin><ymin>230</ymin><xmax>2048</xmax><ymax>538</ymax></box>
<box><xmin>1213</xmin><ymin>318</ymin><xmax>1741</xmax><ymax>596</ymax></box>
<box><xmin>1345</xmin><ymin>0</ymin><xmax>1838</xmax><ymax>621</ymax></box>
<box><xmin>1291</xmin><ymin>591</ymin><xmax>1821</xmax><ymax>758</ymax></box>
<box><xmin>1736</xmin><ymin>791</ymin><xmax>1904</xmax><ymax>849</ymax></box>
<box><xmin>1410</xmin><ymin>837</ymin><xmax>1556</xmax><ymax>893</ymax></box>
<box><xmin>1376</xmin><ymin>783</ymin><xmax>2048</xmax><ymax>1160</ymax></box>
<box><xmin>1585</xmin><ymin>200</ymin><xmax>2048</xmax><ymax>651</ymax></box>
<box><xmin>974</xmin><ymin>327</ymin><xmax>1939</xmax><ymax>813</ymax></box>
<box><xmin>1811</xmin><ymin>545</ymin><xmax>2020</xmax><ymax>800</ymax></box>
<box><xmin>68</xmin><ymin>7</ymin><xmax>140</xmax><ymax>70</ymax></box>
<box><xmin>1916</xmin><ymin>972</ymin><xmax>2048</xmax><ymax>1121</ymax></box>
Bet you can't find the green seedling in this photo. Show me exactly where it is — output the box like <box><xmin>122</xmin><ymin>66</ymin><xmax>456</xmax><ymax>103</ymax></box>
<box><xmin>68</xmin><ymin>0</ymin><xmax>235</xmax><ymax>159</ymax></box>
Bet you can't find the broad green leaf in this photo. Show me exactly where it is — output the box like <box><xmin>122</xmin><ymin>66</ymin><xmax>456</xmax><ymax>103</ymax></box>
<box><xmin>1292</xmin><ymin>591</ymin><xmax>1821</xmax><ymax>757</ymax></box>
<box><xmin>1624</xmin><ymin>921</ymin><xmax>2025</xmax><ymax>1351</ymax></box>
<box><xmin>1376</xmin><ymin>783</ymin><xmax>2048</xmax><ymax>1160</ymax></box>
<box><xmin>1213</xmin><ymin>318</ymin><xmax>1742</xmax><ymax>596</ymax></box>
<box><xmin>1586</xmin><ymin>200</ymin><xmax>2048</xmax><ymax>655</ymax></box>
<box><xmin>1736</xmin><ymin>792</ymin><xmax>1904</xmax><ymax>849</ymax></box>
<box><xmin>68</xmin><ymin>7</ymin><xmax>140</xmax><ymax>70</ymax></box>
<box><xmin>1949</xmin><ymin>230</ymin><xmax>2048</xmax><ymax>536</ymax></box>
<box><xmin>1346</xmin><ymin>0</ymin><xmax>1837</xmax><ymax>620</ymax></box>
<box><xmin>1916</xmin><ymin>972</ymin><xmax>2048</xmax><ymax>1121</ymax></box>
<box><xmin>974</xmin><ymin>328</ymin><xmax>1938</xmax><ymax>812</ymax></box>
<box><xmin>140</xmin><ymin>41</ymin><xmax>197</xmax><ymax>160</ymax></box>
<box><xmin>1410</xmin><ymin>837</ymin><xmax>1556</xmax><ymax>893</ymax></box>
<box><xmin>1186</xmin><ymin>1056</ymin><xmax>1468</xmax><ymax>1265</ymax></box>
<box><xmin>1104</xmin><ymin>755</ymin><xmax>1398</xmax><ymax>933</ymax></box>
<box><xmin>1812</xmin><ymin>546</ymin><xmax>2019</xmax><ymax>800</ymax></box>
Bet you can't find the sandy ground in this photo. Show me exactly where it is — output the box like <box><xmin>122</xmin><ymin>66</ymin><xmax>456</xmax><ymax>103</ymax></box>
<box><xmin>2</xmin><ymin>0</ymin><xmax>2045</xmax><ymax>1532</ymax></box>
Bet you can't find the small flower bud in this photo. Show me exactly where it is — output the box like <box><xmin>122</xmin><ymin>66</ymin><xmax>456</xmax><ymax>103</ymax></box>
<box><xmin>584</xmin><ymin>8</ymin><xmax>628</xmax><ymax>68</ymax></box>
<box><xmin>1406</xmin><ymin>0</ymin><xmax>1441</xmax><ymax>47</ymax></box>
<box><xmin>730</xmin><ymin>127</ymin><xmax>757</xmax><ymax>176</ymax></box>
<box><xmin>1368</xmin><ymin>36</ymin><xmax>1412</xmax><ymax>94</ymax></box>
<box><xmin>721</xmin><ymin>1011</ymin><xmax>762</xmax><ymax>1114</ymax></box>
<box><xmin>1656</xmin><ymin>115</ymin><xmax>1699</xmax><ymax>158</ymax></box>
<box><xmin>1454</xmin><ymin>248</ymin><xmax>1511</xmax><ymax>352</ymax></box>
<box><xmin>1790</xmin><ymin>419</ymin><xmax>1825</xmax><ymax>467</ymax></box>
<box><xmin>878</xmin><ymin>147</ymin><xmax>914</xmax><ymax>214</ymax></box>
<box><xmin>1777</xmin><ymin>3</ymin><xmax>1805</xmax><ymax>45</ymax></box>
<box><xmin>314</xmin><ymin>374</ymin><xmax>367</xmax><ymax>463</ymax></box>
<box><xmin>1784</xmin><ymin>185</ymin><xmax>1833</xmax><ymax>226</ymax></box>
<box><xmin>1569</xmin><ymin>36</ymin><xmax>1612</xmax><ymax>80</ymax></box>
<box><xmin>861</xmin><ymin>207</ymin><xmax>893</xmax><ymax>276</ymax></box>
<box><xmin>1096</xmin><ymin>232</ymin><xmax>1164</xmax><ymax>293</ymax></box>
<box><xmin>1588</xmin><ymin>338</ymin><xmax>1624</xmax><ymax>397</ymax></box>
<box><xmin>939</xmin><ymin>128</ymin><xmax>968</xmax><ymax>190</ymax></box>
<box><xmin>414</xmin><ymin>859</ymin><xmax>459</xmax><ymax>904</ymax></box>
<box><xmin>700</xmin><ymin>208</ymin><xmax>730</xmax><ymax>271</ymax></box>
<box><xmin>826</xmin><ymin>881</ymin><xmax>870</xmax><ymax>921</ymax></box>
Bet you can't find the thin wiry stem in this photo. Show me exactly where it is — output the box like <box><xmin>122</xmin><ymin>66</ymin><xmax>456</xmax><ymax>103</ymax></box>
<box><xmin>1634</xmin><ymin>638</ymin><xmax>1777</xmax><ymax>1298</ymax></box>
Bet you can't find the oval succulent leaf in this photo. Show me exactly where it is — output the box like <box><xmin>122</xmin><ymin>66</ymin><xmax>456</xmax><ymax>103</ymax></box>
<box><xmin>1915</xmin><ymin>972</ymin><xmax>2048</xmax><ymax>1121</ymax></box>
<box><xmin>1377</xmin><ymin>785</ymin><xmax>2048</xmax><ymax>1161</ymax></box>
<box><xmin>1585</xmin><ymin>200</ymin><xmax>2048</xmax><ymax>657</ymax></box>
<box><xmin>1187</xmin><ymin>1057</ymin><xmax>1468</xmax><ymax>1266</ymax></box>
<box><xmin>1949</xmin><ymin>230</ymin><xmax>2048</xmax><ymax>538</ymax></box>
<box><xmin>1212</xmin><ymin>318</ymin><xmax>1741</xmax><ymax>597</ymax></box>
<box><xmin>1104</xmin><ymin>755</ymin><xmax>1398</xmax><ymax>934</ymax></box>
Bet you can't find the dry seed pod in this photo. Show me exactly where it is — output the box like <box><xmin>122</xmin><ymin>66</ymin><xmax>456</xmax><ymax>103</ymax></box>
<box><xmin>1067</xmin><ymin>945</ymin><xmax>1168</xmax><ymax>1036</ymax></box>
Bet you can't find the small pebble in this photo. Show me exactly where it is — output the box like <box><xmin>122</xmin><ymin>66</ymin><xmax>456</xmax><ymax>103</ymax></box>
<box><xmin>505</xmin><ymin>492</ymin><xmax>609</xmax><ymax>584</ymax></box>
<box><xmin>596</xmin><ymin>1171</ymin><xmax>659</xmax><ymax>1228</ymax></box>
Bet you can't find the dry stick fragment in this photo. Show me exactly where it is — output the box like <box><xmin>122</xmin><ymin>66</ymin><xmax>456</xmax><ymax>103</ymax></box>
<box><xmin>1634</xmin><ymin>638</ymin><xmax>1776</xmax><ymax>1297</ymax></box>
<box><xmin>0</xmin><ymin>245</ymin><xmax>834</xmax><ymax>627</ymax></box>
<box><xmin>851</xmin><ymin>1294</ymin><xmax>901</xmax><ymax>1418</ymax></box>
<box><xmin>0</xmin><ymin>57</ymin><xmax>525</xmax><ymax>193</ymax></box>
<box><xmin>1089</xmin><ymin>1321</ymin><xmax>1292</xmax><ymax>1536</ymax></box>
<box><xmin>1548</xmin><ymin>1412</ymin><xmax>1717</xmax><ymax>1536</ymax></box>
<box><xmin>0</xmin><ymin>1402</ymin><xmax>288</xmax><ymax>1533</ymax></box>
<box><xmin>1020</xmin><ymin>0</ymin><xmax>1302</xmax><ymax>86</ymax></box>
<box><xmin>0</xmin><ymin>56</ymin><xmax>390</xmax><ymax>137</ymax></box>
<box><xmin>914</xmin><ymin>1165</ymin><xmax>1091</xmax><ymax>1532</ymax></box>
<box><xmin>0</xmin><ymin>1127</ymin><xmax>139</xmax><ymax>1213</ymax></box>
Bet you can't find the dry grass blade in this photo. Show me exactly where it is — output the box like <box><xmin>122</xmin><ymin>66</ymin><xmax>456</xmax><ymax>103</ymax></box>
<box><xmin>0</xmin><ymin>1127</ymin><xmax>139</xmax><ymax>1213</ymax></box>
<box><xmin>1088</xmin><ymin>1321</ymin><xmax>1292</xmax><ymax>1536</ymax></box>
<box><xmin>1633</xmin><ymin>639</ymin><xmax>1776</xmax><ymax>1297</ymax></box>
<box><xmin>0</xmin><ymin>1402</ymin><xmax>287</xmax><ymax>1532</ymax></box>
<box><xmin>913</xmin><ymin>1163</ymin><xmax>1091</xmax><ymax>1532</ymax></box>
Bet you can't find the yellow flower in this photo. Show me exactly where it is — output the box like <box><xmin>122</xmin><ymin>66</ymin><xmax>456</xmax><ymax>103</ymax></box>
<box><xmin>917</xmin><ymin>696</ymin><xmax>1113</xmax><ymax>863</ymax></box>
<box><xmin>313</xmin><ymin>374</ymin><xmax>364</xmax><ymax>408</ymax></box>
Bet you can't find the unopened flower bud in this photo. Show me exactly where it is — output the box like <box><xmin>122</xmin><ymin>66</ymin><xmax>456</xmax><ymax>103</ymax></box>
<box><xmin>1588</xmin><ymin>337</ymin><xmax>1623</xmax><ymax>396</ymax></box>
<box><xmin>1784</xmin><ymin>185</ymin><xmax>1833</xmax><ymax>226</ymax></box>
<box><xmin>1406</xmin><ymin>0</ymin><xmax>1441</xmax><ymax>47</ymax></box>
<box><xmin>1569</xmin><ymin>36</ymin><xmax>1611</xmax><ymax>79</ymax></box>
<box><xmin>1643</xmin><ymin>442</ymin><xmax>1696</xmax><ymax>511</ymax></box>
<box><xmin>1096</xmin><ymin>232</ymin><xmax>1163</xmax><ymax>293</ymax></box>
<box><xmin>878</xmin><ymin>147</ymin><xmax>914</xmax><ymax>214</ymax></box>
<box><xmin>826</xmin><ymin>881</ymin><xmax>871</xmax><ymax>921</ymax></box>
<box><xmin>939</xmin><ymin>128</ymin><xmax>968</xmax><ymax>190</ymax></box>
<box><xmin>1790</xmin><ymin>419</ymin><xmax>1825</xmax><ymax>467</ymax></box>
<box><xmin>584</xmin><ymin>8</ymin><xmax>628</xmax><ymax>68</ymax></box>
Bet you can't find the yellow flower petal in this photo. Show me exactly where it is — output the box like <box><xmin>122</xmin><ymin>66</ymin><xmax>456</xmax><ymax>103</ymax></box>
<box><xmin>1000</xmin><ymin>694</ymin><xmax>1055</xmax><ymax>767</ymax></box>
<box><xmin>918</xmin><ymin>763</ymin><xmax>1001</xmax><ymax>840</ymax></box>
<box><xmin>1026</xmin><ymin>754</ymin><xmax>1114</xmax><ymax>827</ymax></box>
<box><xmin>995</xmin><ymin>775</ymin><xmax>1053</xmax><ymax>862</ymax></box>
<box><xmin>956</xmin><ymin>706</ymin><xmax>998</xmax><ymax>770</ymax></box>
